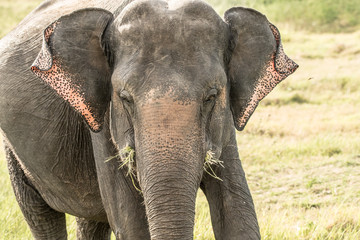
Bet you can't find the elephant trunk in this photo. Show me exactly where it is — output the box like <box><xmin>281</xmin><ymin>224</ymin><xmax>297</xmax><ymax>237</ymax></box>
<box><xmin>135</xmin><ymin>99</ymin><xmax>204</xmax><ymax>239</ymax></box>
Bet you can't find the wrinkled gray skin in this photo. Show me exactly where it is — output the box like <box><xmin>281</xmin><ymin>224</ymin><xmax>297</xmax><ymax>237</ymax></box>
<box><xmin>0</xmin><ymin>0</ymin><xmax>297</xmax><ymax>239</ymax></box>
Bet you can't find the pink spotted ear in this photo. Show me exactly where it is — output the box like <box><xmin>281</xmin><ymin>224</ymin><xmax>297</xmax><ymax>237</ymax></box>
<box><xmin>31</xmin><ymin>9</ymin><xmax>114</xmax><ymax>132</ymax></box>
<box><xmin>225</xmin><ymin>7</ymin><xmax>298</xmax><ymax>131</ymax></box>
<box><xmin>270</xmin><ymin>24</ymin><xmax>298</xmax><ymax>77</ymax></box>
<box><xmin>31</xmin><ymin>21</ymin><xmax>100</xmax><ymax>131</ymax></box>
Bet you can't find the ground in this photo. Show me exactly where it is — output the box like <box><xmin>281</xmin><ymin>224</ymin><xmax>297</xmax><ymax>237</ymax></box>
<box><xmin>1</xmin><ymin>0</ymin><xmax>360</xmax><ymax>239</ymax></box>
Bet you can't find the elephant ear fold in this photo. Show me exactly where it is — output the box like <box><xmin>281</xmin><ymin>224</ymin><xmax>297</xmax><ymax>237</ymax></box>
<box><xmin>31</xmin><ymin>9</ymin><xmax>114</xmax><ymax>132</ymax></box>
<box><xmin>225</xmin><ymin>7</ymin><xmax>298</xmax><ymax>131</ymax></box>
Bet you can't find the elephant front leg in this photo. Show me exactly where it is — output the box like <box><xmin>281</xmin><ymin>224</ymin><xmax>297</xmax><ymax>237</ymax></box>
<box><xmin>5</xmin><ymin>143</ymin><xmax>67</xmax><ymax>240</ymax></box>
<box><xmin>201</xmin><ymin>141</ymin><xmax>260</xmax><ymax>239</ymax></box>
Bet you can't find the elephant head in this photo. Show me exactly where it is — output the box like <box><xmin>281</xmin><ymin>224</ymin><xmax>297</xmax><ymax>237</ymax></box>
<box><xmin>31</xmin><ymin>0</ymin><xmax>297</xmax><ymax>238</ymax></box>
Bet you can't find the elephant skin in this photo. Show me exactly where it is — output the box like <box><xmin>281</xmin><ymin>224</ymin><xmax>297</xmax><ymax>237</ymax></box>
<box><xmin>0</xmin><ymin>0</ymin><xmax>298</xmax><ymax>239</ymax></box>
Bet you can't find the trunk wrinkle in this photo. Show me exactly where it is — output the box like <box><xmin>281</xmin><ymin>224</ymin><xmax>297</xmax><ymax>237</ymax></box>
<box><xmin>135</xmin><ymin>97</ymin><xmax>204</xmax><ymax>239</ymax></box>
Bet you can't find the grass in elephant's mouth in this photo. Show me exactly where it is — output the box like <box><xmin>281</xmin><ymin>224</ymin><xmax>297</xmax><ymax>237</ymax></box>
<box><xmin>105</xmin><ymin>147</ymin><xmax>225</xmax><ymax>193</ymax></box>
<box><xmin>106</xmin><ymin>146</ymin><xmax>141</xmax><ymax>193</ymax></box>
<box><xmin>118</xmin><ymin>146</ymin><xmax>136</xmax><ymax>176</ymax></box>
<box><xmin>204</xmin><ymin>150</ymin><xmax>224</xmax><ymax>181</ymax></box>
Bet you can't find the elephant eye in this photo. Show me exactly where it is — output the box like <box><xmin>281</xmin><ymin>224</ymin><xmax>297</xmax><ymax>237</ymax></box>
<box><xmin>204</xmin><ymin>88</ymin><xmax>218</xmax><ymax>103</ymax></box>
<box><xmin>119</xmin><ymin>90</ymin><xmax>133</xmax><ymax>104</ymax></box>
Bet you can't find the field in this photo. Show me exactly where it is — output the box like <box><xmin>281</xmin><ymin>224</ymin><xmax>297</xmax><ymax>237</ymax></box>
<box><xmin>1</xmin><ymin>0</ymin><xmax>360</xmax><ymax>239</ymax></box>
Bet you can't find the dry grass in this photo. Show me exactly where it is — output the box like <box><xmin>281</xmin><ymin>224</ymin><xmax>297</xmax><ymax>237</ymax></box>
<box><xmin>231</xmin><ymin>30</ymin><xmax>360</xmax><ymax>239</ymax></box>
<box><xmin>1</xmin><ymin>0</ymin><xmax>360</xmax><ymax>239</ymax></box>
<box><xmin>193</xmin><ymin>28</ymin><xmax>360</xmax><ymax>240</ymax></box>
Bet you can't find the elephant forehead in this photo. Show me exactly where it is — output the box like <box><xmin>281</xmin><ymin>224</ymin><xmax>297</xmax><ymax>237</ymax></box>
<box><xmin>114</xmin><ymin>0</ymin><xmax>227</xmax><ymax>48</ymax></box>
<box><xmin>118</xmin><ymin>0</ymin><xmax>223</xmax><ymax>26</ymax></box>
<box><xmin>137</xmin><ymin>93</ymin><xmax>199</xmax><ymax>130</ymax></box>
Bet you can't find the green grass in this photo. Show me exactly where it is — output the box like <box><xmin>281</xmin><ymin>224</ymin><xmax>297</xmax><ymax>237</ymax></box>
<box><xmin>1</xmin><ymin>0</ymin><xmax>360</xmax><ymax>239</ymax></box>
<box><xmin>206</xmin><ymin>0</ymin><xmax>360</xmax><ymax>33</ymax></box>
<box><xmin>0</xmin><ymin>0</ymin><xmax>43</xmax><ymax>38</ymax></box>
<box><xmin>0</xmin><ymin>148</ymin><xmax>30</xmax><ymax>239</ymax></box>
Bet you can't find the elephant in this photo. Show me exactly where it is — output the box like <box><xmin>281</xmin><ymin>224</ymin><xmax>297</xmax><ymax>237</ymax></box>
<box><xmin>0</xmin><ymin>0</ymin><xmax>298</xmax><ymax>239</ymax></box>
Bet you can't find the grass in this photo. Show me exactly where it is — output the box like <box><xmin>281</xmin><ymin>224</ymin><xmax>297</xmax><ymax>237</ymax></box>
<box><xmin>0</xmin><ymin>0</ymin><xmax>43</xmax><ymax>38</ymax></box>
<box><xmin>1</xmin><ymin>0</ymin><xmax>360</xmax><ymax>239</ymax></box>
<box><xmin>230</xmin><ymin>28</ymin><xmax>360</xmax><ymax>239</ymax></box>
<box><xmin>206</xmin><ymin>0</ymin><xmax>360</xmax><ymax>33</ymax></box>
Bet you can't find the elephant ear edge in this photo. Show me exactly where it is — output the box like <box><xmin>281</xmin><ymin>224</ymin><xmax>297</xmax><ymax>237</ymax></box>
<box><xmin>31</xmin><ymin>9</ymin><xmax>114</xmax><ymax>132</ymax></box>
<box><xmin>270</xmin><ymin>24</ymin><xmax>298</xmax><ymax>77</ymax></box>
<box><xmin>225</xmin><ymin>7</ymin><xmax>298</xmax><ymax>131</ymax></box>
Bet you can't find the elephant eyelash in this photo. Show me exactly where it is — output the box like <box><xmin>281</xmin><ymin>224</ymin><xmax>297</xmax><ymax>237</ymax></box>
<box><xmin>204</xmin><ymin>88</ymin><xmax>218</xmax><ymax>103</ymax></box>
<box><xmin>205</xmin><ymin>95</ymin><xmax>215</xmax><ymax>102</ymax></box>
<box><xmin>119</xmin><ymin>90</ymin><xmax>133</xmax><ymax>104</ymax></box>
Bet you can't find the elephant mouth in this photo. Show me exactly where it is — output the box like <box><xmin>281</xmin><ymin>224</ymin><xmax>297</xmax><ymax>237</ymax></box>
<box><xmin>115</xmin><ymin>145</ymin><xmax>224</xmax><ymax>183</ymax></box>
<box><xmin>106</xmin><ymin>144</ymin><xmax>224</xmax><ymax>194</ymax></box>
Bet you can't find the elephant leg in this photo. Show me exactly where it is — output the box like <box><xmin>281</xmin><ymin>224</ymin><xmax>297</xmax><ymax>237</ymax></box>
<box><xmin>76</xmin><ymin>218</ymin><xmax>111</xmax><ymax>240</ymax></box>
<box><xmin>201</xmin><ymin>134</ymin><xmax>260</xmax><ymax>239</ymax></box>
<box><xmin>5</xmin><ymin>144</ymin><xmax>67</xmax><ymax>240</ymax></box>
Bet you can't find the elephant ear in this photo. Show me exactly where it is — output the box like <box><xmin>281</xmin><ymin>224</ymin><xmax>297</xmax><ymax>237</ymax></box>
<box><xmin>31</xmin><ymin>9</ymin><xmax>114</xmax><ymax>132</ymax></box>
<box><xmin>225</xmin><ymin>7</ymin><xmax>298</xmax><ymax>131</ymax></box>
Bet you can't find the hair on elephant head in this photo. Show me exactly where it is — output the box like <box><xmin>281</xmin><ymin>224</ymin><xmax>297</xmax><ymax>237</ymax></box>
<box><xmin>31</xmin><ymin>0</ymin><xmax>297</xmax><ymax>238</ymax></box>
